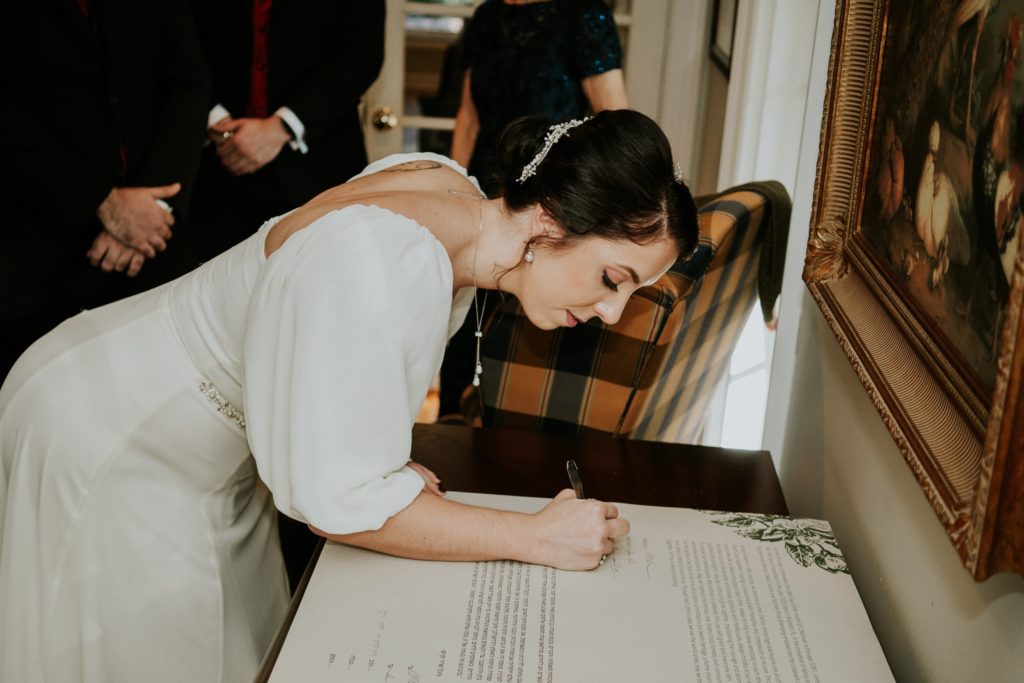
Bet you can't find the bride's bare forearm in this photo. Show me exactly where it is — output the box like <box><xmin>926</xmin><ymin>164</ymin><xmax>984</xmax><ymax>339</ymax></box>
<box><xmin>310</xmin><ymin>489</ymin><xmax>629</xmax><ymax>571</ymax></box>
<box><xmin>310</xmin><ymin>492</ymin><xmax>535</xmax><ymax>563</ymax></box>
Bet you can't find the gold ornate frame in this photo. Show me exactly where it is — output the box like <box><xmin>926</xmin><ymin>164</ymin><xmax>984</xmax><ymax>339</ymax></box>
<box><xmin>804</xmin><ymin>0</ymin><xmax>1024</xmax><ymax>579</ymax></box>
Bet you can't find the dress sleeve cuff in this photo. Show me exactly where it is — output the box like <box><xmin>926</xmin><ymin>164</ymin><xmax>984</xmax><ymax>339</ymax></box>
<box><xmin>275</xmin><ymin>106</ymin><xmax>309</xmax><ymax>154</ymax></box>
<box><xmin>293</xmin><ymin>467</ymin><xmax>426</xmax><ymax>535</ymax></box>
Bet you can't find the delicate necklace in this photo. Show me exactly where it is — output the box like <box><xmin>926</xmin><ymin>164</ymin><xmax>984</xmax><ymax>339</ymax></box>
<box><xmin>446</xmin><ymin>189</ymin><xmax>489</xmax><ymax>388</ymax></box>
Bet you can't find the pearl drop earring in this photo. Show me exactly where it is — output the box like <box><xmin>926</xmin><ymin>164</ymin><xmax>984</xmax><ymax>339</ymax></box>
<box><xmin>524</xmin><ymin>248</ymin><xmax>535</xmax><ymax>264</ymax></box>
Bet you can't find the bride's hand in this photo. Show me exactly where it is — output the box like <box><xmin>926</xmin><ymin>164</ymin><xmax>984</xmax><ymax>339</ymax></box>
<box><xmin>526</xmin><ymin>489</ymin><xmax>629</xmax><ymax>570</ymax></box>
<box><xmin>407</xmin><ymin>461</ymin><xmax>445</xmax><ymax>497</ymax></box>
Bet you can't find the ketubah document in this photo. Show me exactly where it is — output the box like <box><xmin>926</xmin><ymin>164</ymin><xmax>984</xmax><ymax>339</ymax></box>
<box><xmin>269</xmin><ymin>492</ymin><xmax>893</xmax><ymax>682</ymax></box>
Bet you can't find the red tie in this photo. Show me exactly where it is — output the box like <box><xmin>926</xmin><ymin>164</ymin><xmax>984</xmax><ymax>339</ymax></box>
<box><xmin>247</xmin><ymin>0</ymin><xmax>272</xmax><ymax>117</ymax></box>
<box><xmin>76</xmin><ymin>0</ymin><xmax>97</xmax><ymax>31</ymax></box>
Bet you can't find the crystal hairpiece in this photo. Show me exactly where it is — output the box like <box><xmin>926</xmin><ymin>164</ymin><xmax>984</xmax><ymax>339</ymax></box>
<box><xmin>517</xmin><ymin>117</ymin><xmax>592</xmax><ymax>184</ymax></box>
<box><xmin>673</xmin><ymin>162</ymin><xmax>686</xmax><ymax>185</ymax></box>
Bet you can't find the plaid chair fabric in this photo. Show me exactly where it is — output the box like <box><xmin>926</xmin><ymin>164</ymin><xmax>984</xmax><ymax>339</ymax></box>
<box><xmin>468</xmin><ymin>182</ymin><xmax>790</xmax><ymax>442</ymax></box>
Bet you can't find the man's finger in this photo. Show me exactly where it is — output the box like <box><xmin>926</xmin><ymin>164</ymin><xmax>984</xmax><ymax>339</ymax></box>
<box><xmin>150</xmin><ymin>182</ymin><xmax>181</xmax><ymax>198</ymax></box>
<box><xmin>126</xmin><ymin>253</ymin><xmax>145</xmax><ymax>277</ymax></box>
<box><xmin>87</xmin><ymin>243</ymin><xmax>107</xmax><ymax>267</ymax></box>
<box><xmin>113</xmin><ymin>248</ymin><xmax>133</xmax><ymax>272</ymax></box>
<box><xmin>216</xmin><ymin>143</ymin><xmax>240</xmax><ymax>163</ymax></box>
<box><xmin>134</xmin><ymin>240</ymin><xmax>157</xmax><ymax>259</ymax></box>
<box><xmin>100</xmin><ymin>249</ymin><xmax>119</xmax><ymax>272</ymax></box>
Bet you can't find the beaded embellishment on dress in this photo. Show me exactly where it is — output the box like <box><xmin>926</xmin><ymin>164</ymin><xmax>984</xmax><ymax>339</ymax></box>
<box><xmin>199</xmin><ymin>381</ymin><xmax>247</xmax><ymax>431</ymax></box>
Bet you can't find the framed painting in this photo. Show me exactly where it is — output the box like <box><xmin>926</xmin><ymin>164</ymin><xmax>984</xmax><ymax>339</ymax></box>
<box><xmin>804</xmin><ymin>0</ymin><xmax>1024</xmax><ymax>579</ymax></box>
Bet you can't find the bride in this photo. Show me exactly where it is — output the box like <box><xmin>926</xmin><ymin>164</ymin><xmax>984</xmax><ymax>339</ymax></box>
<box><xmin>0</xmin><ymin>109</ymin><xmax>697</xmax><ymax>682</ymax></box>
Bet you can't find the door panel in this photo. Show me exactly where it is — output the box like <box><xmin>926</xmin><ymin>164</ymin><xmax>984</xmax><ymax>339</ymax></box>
<box><xmin>363</xmin><ymin>1</ymin><xmax>475</xmax><ymax>160</ymax></box>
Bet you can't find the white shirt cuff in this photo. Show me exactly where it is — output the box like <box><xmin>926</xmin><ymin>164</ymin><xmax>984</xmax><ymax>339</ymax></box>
<box><xmin>208</xmin><ymin>104</ymin><xmax>231</xmax><ymax>129</ymax></box>
<box><xmin>275</xmin><ymin>106</ymin><xmax>309</xmax><ymax>154</ymax></box>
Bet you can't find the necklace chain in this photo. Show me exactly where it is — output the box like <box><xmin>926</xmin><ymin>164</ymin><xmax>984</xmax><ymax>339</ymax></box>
<box><xmin>446</xmin><ymin>189</ymin><xmax>489</xmax><ymax>388</ymax></box>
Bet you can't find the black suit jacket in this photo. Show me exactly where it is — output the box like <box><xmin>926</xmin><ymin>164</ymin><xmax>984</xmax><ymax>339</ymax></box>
<box><xmin>191</xmin><ymin>0</ymin><xmax>385</xmax><ymax>207</ymax></box>
<box><xmin>0</xmin><ymin>0</ymin><xmax>210</xmax><ymax>317</ymax></box>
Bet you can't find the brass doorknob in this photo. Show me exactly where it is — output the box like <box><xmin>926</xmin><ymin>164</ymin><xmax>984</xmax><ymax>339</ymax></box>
<box><xmin>372</xmin><ymin>106</ymin><xmax>398</xmax><ymax>130</ymax></box>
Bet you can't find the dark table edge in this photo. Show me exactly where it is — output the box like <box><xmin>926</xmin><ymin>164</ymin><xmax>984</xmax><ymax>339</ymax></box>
<box><xmin>254</xmin><ymin>537</ymin><xmax>325</xmax><ymax>683</ymax></box>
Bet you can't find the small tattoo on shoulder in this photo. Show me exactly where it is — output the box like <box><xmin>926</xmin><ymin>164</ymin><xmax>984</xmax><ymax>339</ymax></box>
<box><xmin>384</xmin><ymin>160</ymin><xmax>442</xmax><ymax>172</ymax></box>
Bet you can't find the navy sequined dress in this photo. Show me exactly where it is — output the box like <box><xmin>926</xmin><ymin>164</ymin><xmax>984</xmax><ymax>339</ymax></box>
<box><xmin>462</xmin><ymin>0</ymin><xmax>623</xmax><ymax>191</ymax></box>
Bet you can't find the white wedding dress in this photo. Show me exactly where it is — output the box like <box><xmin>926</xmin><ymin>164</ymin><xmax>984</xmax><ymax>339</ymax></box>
<box><xmin>0</xmin><ymin>154</ymin><xmax>476</xmax><ymax>682</ymax></box>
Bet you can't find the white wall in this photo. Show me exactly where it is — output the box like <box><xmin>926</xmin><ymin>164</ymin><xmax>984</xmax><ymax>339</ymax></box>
<box><xmin>782</xmin><ymin>312</ymin><xmax>1024</xmax><ymax>681</ymax></box>
<box><xmin>766</xmin><ymin>2</ymin><xmax>1024</xmax><ymax>680</ymax></box>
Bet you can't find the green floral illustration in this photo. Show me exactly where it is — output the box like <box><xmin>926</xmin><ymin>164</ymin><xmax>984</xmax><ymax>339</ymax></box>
<box><xmin>708</xmin><ymin>512</ymin><xmax>849</xmax><ymax>575</ymax></box>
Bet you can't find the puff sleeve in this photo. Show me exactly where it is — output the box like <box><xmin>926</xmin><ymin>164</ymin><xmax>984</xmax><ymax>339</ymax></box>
<box><xmin>241</xmin><ymin>208</ymin><xmax>454</xmax><ymax>534</ymax></box>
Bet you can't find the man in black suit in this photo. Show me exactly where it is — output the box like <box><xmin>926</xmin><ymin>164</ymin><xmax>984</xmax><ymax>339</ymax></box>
<box><xmin>0</xmin><ymin>0</ymin><xmax>210</xmax><ymax>382</ymax></box>
<box><xmin>189</xmin><ymin>0</ymin><xmax>386</xmax><ymax>261</ymax></box>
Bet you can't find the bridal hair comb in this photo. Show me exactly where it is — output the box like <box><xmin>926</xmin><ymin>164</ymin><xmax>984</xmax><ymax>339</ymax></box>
<box><xmin>517</xmin><ymin>117</ymin><xmax>592</xmax><ymax>184</ymax></box>
<box><xmin>673</xmin><ymin>162</ymin><xmax>686</xmax><ymax>184</ymax></box>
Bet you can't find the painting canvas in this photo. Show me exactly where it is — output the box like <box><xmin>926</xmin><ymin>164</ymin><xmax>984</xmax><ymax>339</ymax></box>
<box><xmin>804</xmin><ymin>0</ymin><xmax>1024</xmax><ymax>580</ymax></box>
<box><xmin>861</xmin><ymin>0</ymin><xmax>1024</xmax><ymax>395</ymax></box>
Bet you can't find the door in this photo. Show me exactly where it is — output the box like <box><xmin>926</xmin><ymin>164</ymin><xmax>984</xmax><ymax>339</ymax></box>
<box><xmin>361</xmin><ymin>0</ymin><xmax>664</xmax><ymax>163</ymax></box>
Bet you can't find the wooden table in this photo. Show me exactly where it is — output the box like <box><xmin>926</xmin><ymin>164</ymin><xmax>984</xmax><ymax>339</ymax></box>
<box><xmin>255</xmin><ymin>423</ymin><xmax>788</xmax><ymax>680</ymax></box>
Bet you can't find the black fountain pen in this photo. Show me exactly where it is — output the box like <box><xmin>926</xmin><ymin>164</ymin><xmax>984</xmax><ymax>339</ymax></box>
<box><xmin>566</xmin><ymin>459</ymin><xmax>586</xmax><ymax>499</ymax></box>
<box><xmin>565</xmin><ymin>460</ymin><xmax>607</xmax><ymax>566</ymax></box>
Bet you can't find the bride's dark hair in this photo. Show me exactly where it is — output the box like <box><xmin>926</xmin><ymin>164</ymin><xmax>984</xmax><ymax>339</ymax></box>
<box><xmin>491</xmin><ymin>109</ymin><xmax>698</xmax><ymax>260</ymax></box>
